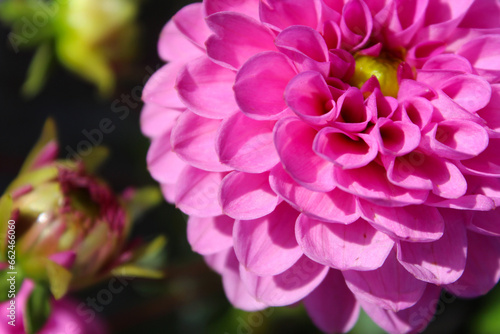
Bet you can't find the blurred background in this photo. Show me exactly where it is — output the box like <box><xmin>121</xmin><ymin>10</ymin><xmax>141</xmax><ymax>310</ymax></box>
<box><xmin>1</xmin><ymin>0</ymin><xmax>499</xmax><ymax>333</ymax></box>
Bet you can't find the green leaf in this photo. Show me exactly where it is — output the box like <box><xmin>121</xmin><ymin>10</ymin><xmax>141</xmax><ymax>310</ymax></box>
<box><xmin>45</xmin><ymin>260</ymin><xmax>72</xmax><ymax>299</ymax></box>
<box><xmin>18</xmin><ymin>118</ymin><xmax>57</xmax><ymax>175</ymax></box>
<box><xmin>125</xmin><ymin>186</ymin><xmax>162</xmax><ymax>223</ymax></box>
<box><xmin>0</xmin><ymin>195</ymin><xmax>13</xmax><ymax>259</ymax></box>
<box><xmin>22</xmin><ymin>43</ymin><xmax>53</xmax><ymax>98</ymax></box>
<box><xmin>111</xmin><ymin>264</ymin><xmax>164</xmax><ymax>279</ymax></box>
<box><xmin>24</xmin><ymin>283</ymin><xmax>51</xmax><ymax>334</ymax></box>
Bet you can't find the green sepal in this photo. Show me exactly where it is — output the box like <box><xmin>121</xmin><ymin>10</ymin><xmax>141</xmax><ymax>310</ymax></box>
<box><xmin>19</xmin><ymin>118</ymin><xmax>58</xmax><ymax>175</ymax></box>
<box><xmin>81</xmin><ymin>146</ymin><xmax>109</xmax><ymax>172</ymax></box>
<box><xmin>45</xmin><ymin>260</ymin><xmax>72</xmax><ymax>300</ymax></box>
<box><xmin>0</xmin><ymin>195</ymin><xmax>13</xmax><ymax>260</ymax></box>
<box><xmin>111</xmin><ymin>264</ymin><xmax>164</xmax><ymax>279</ymax></box>
<box><xmin>24</xmin><ymin>283</ymin><xmax>51</xmax><ymax>334</ymax></box>
<box><xmin>5</xmin><ymin>166</ymin><xmax>58</xmax><ymax>195</ymax></box>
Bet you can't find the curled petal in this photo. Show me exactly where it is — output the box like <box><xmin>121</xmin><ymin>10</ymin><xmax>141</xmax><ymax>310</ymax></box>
<box><xmin>372</xmin><ymin>119</ymin><xmax>421</xmax><ymax>156</ymax></box>
<box><xmin>341</xmin><ymin>0</ymin><xmax>373</xmax><ymax>51</ymax></box>
<box><xmin>285</xmin><ymin>71</ymin><xmax>337</xmax><ymax>126</ymax></box>
<box><xmin>458</xmin><ymin>35</ymin><xmax>500</xmax><ymax>83</ymax></box>
<box><xmin>313</xmin><ymin>128</ymin><xmax>378</xmax><ymax>169</ymax></box>
<box><xmin>275</xmin><ymin>26</ymin><xmax>330</xmax><ymax>74</ymax></box>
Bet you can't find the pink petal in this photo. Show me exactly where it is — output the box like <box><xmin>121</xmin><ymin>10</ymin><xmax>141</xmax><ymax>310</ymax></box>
<box><xmin>460</xmin><ymin>138</ymin><xmax>500</xmax><ymax>177</ymax></box>
<box><xmin>147</xmin><ymin>131</ymin><xmax>186</xmax><ymax>185</ymax></box>
<box><xmin>234</xmin><ymin>52</ymin><xmax>297</xmax><ymax>120</ymax></box>
<box><xmin>425</xmin><ymin>193</ymin><xmax>495</xmax><ymax>211</ymax></box>
<box><xmin>233</xmin><ymin>202</ymin><xmax>302</xmax><ymax>276</ymax></box>
<box><xmin>296</xmin><ymin>215</ymin><xmax>394</xmax><ymax>271</ymax></box>
<box><xmin>304</xmin><ymin>270</ymin><xmax>360</xmax><ymax>334</ymax></box>
<box><xmin>460</xmin><ymin>0</ymin><xmax>500</xmax><ymax>29</ymax></box>
<box><xmin>341</xmin><ymin>0</ymin><xmax>373</xmax><ymax>50</ymax></box>
<box><xmin>239</xmin><ymin>255</ymin><xmax>329</xmax><ymax>306</ymax></box>
<box><xmin>216</xmin><ymin>112</ymin><xmax>278</xmax><ymax>173</ymax></box>
<box><xmin>175</xmin><ymin>167</ymin><xmax>226</xmax><ymax>217</ymax></box>
<box><xmin>204</xmin><ymin>0</ymin><xmax>260</xmax><ymax>20</ymax></box>
<box><xmin>269</xmin><ymin>164</ymin><xmax>360</xmax><ymax>224</ymax></box>
<box><xmin>275</xmin><ymin>25</ymin><xmax>330</xmax><ymax>75</ymax></box>
<box><xmin>416</xmin><ymin>0</ymin><xmax>475</xmax><ymax>42</ymax></box>
<box><xmin>187</xmin><ymin>215</ymin><xmax>234</xmax><ymax>255</ymax></box>
<box><xmin>313</xmin><ymin>128</ymin><xmax>378</xmax><ymax>169</ymax></box>
<box><xmin>384</xmin><ymin>150</ymin><xmax>467</xmax><ymax>199</ymax></box>
<box><xmin>478</xmin><ymin>84</ymin><xmax>500</xmax><ymax>135</ymax></box>
<box><xmin>173</xmin><ymin>3</ymin><xmax>211</xmax><ymax>49</ymax></box>
<box><xmin>176</xmin><ymin>57</ymin><xmax>238</xmax><ymax>119</ymax></box>
<box><xmin>158</xmin><ymin>20</ymin><xmax>203</xmax><ymax>62</ymax></box>
<box><xmin>222</xmin><ymin>249</ymin><xmax>269</xmax><ymax>311</ymax></box>
<box><xmin>385</xmin><ymin>0</ymin><xmax>429</xmax><ymax>49</ymax></box>
<box><xmin>343</xmin><ymin>249</ymin><xmax>427</xmax><ymax>312</ymax></box>
<box><xmin>284</xmin><ymin>71</ymin><xmax>337</xmax><ymax>126</ymax></box>
<box><xmin>406</xmin><ymin>40</ymin><xmax>446</xmax><ymax>68</ymax></box>
<box><xmin>206</xmin><ymin>12</ymin><xmax>276</xmax><ymax>70</ymax></box>
<box><xmin>49</xmin><ymin>251</ymin><xmax>76</xmax><ymax>269</ymax></box>
<box><xmin>439</xmin><ymin>74</ymin><xmax>492</xmax><ymax>113</ymax></box>
<box><xmin>360</xmin><ymin>284</ymin><xmax>441</xmax><ymax>334</ymax></box>
<box><xmin>142</xmin><ymin>62</ymin><xmax>186</xmax><ymax>109</ymax></box>
<box><xmin>219</xmin><ymin>171</ymin><xmax>280</xmax><ymax>220</ymax></box>
<box><xmin>397</xmin><ymin>209</ymin><xmax>467</xmax><ymax>285</ymax></box>
<box><xmin>274</xmin><ymin>117</ymin><xmax>335</xmax><ymax>192</ymax></box>
<box><xmin>140</xmin><ymin>104</ymin><xmax>182</xmax><ymax>139</ymax></box>
<box><xmin>469</xmin><ymin>207</ymin><xmax>500</xmax><ymax>236</ymax></box>
<box><xmin>171</xmin><ymin>110</ymin><xmax>231</xmax><ymax>172</ymax></box>
<box><xmin>372</xmin><ymin>119</ymin><xmax>421</xmax><ymax>156</ymax></box>
<box><xmin>359</xmin><ymin>200</ymin><xmax>444</xmax><ymax>242</ymax></box>
<box><xmin>333</xmin><ymin>162</ymin><xmax>429</xmax><ymax>207</ymax></box>
<box><xmin>445</xmin><ymin>231</ymin><xmax>500</xmax><ymax>298</ymax></box>
<box><xmin>400</xmin><ymin>97</ymin><xmax>433</xmax><ymax>129</ymax></box>
<box><xmin>425</xmin><ymin>120</ymin><xmax>489</xmax><ymax>160</ymax></box>
<box><xmin>334</xmin><ymin>87</ymin><xmax>371</xmax><ymax>132</ymax></box>
<box><xmin>259</xmin><ymin>0</ymin><xmax>320</xmax><ymax>31</ymax></box>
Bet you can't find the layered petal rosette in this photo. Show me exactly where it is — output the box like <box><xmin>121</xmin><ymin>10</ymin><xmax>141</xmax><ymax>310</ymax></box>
<box><xmin>142</xmin><ymin>0</ymin><xmax>500</xmax><ymax>332</ymax></box>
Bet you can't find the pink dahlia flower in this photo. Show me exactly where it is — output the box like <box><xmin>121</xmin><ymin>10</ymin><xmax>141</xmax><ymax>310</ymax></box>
<box><xmin>142</xmin><ymin>0</ymin><xmax>500</xmax><ymax>332</ymax></box>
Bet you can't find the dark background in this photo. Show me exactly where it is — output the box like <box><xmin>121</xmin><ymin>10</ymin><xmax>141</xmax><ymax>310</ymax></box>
<box><xmin>0</xmin><ymin>1</ymin><xmax>498</xmax><ymax>333</ymax></box>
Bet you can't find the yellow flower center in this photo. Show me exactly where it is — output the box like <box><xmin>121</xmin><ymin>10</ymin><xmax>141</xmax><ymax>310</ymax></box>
<box><xmin>350</xmin><ymin>55</ymin><xmax>401</xmax><ymax>98</ymax></box>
